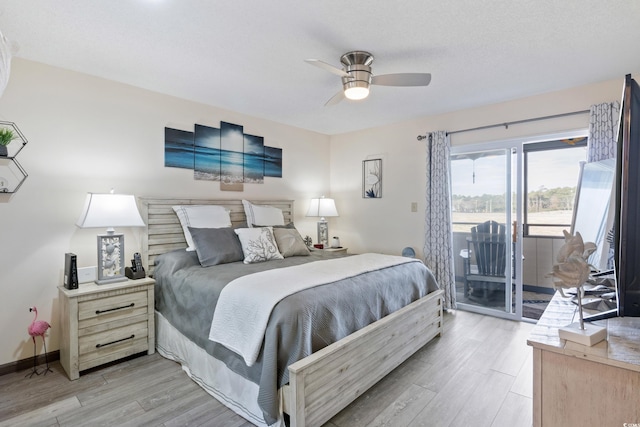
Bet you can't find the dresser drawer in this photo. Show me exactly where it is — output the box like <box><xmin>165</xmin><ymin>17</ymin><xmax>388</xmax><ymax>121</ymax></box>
<box><xmin>78</xmin><ymin>291</ymin><xmax>148</xmax><ymax>330</ymax></box>
<box><xmin>78</xmin><ymin>320</ymin><xmax>149</xmax><ymax>371</ymax></box>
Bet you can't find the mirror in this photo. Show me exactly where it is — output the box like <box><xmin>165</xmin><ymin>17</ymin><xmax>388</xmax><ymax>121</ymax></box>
<box><xmin>571</xmin><ymin>158</ymin><xmax>616</xmax><ymax>272</ymax></box>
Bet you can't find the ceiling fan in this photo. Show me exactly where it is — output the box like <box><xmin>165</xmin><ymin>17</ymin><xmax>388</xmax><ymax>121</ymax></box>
<box><xmin>305</xmin><ymin>51</ymin><xmax>431</xmax><ymax>106</ymax></box>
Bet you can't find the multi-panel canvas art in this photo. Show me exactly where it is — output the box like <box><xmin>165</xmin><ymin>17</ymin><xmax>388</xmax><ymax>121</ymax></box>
<box><xmin>264</xmin><ymin>146</ymin><xmax>283</xmax><ymax>178</ymax></box>
<box><xmin>243</xmin><ymin>134</ymin><xmax>265</xmax><ymax>184</ymax></box>
<box><xmin>220</xmin><ymin>122</ymin><xmax>245</xmax><ymax>185</ymax></box>
<box><xmin>164</xmin><ymin>128</ymin><xmax>195</xmax><ymax>169</ymax></box>
<box><xmin>194</xmin><ymin>124</ymin><xmax>221</xmax><ymax>181</ymax></box>
<box><xmin>164</xmin><ymin>121</ymin><xmax>283</xmax><ymax>188</ymax></box>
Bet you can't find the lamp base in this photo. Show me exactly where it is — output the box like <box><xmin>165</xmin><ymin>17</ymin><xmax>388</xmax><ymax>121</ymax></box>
<box><xmin>317</xmin><ymin>220</ymin><xmax>329</xmax><ymax>247</ymax></box>
<box><xmin>558</xmin><ymin>322</ymin><xmax>607</xmax><ymax>346</ymax></box>
<box><xmin>97</xmin><ymin>233</ymin><xmax>126</xmax><ymax>285</ymax></box>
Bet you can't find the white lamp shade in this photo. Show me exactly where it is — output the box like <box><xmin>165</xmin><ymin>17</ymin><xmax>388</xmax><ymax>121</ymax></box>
<box><xmin>306</xmin><ymin>197</ymin><xmax>339</xmax><ymax>218</ymax></box>
<box><xmin>76</xmin><ymin>193</ymin><xmax>145</xmax><ymax>229</ymax></box>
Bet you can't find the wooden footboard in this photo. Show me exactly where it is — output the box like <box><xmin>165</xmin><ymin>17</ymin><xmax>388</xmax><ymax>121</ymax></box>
<box><xmin>283</xmin><ymin>289</ymin><xmax>444</xmax><ymax>427</ymax></box>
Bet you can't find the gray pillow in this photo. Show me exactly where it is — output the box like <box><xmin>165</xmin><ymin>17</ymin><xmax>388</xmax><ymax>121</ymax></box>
<box><xmin>253</xmin><ymin>222</ymin><xmax>295</xmax><ymax>229</ymax></box>
<box><xmin>273</xmin><ymin>228</ymin><xmax>310</xmax><ymax>257</ymax></box>
<box><xmin>154</xmin><ymin>249</ymin><xmax>200</xmax><ymax>274</ymax></box>
<box><xmin>188</xmin><ymin>227</ymin><xmax>244</xmax><ymax>267</ymax></box>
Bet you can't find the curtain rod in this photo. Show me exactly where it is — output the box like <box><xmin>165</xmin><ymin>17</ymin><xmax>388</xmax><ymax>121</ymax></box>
<box><xmin>416</xmin><ymin>109</ymin><xmax>590</xmax><ymax>140</ymax></box>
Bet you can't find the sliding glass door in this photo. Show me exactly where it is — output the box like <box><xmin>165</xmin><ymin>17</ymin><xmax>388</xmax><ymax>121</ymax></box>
<box><xmin>450</xmin><ymin>147</ymin><xmax>521</xmax><ymax>319</ymax></box>
<box><xmin>450</xmin><ymin>131</ymin><xmax>589</xmax><ymax>321</ymax></box>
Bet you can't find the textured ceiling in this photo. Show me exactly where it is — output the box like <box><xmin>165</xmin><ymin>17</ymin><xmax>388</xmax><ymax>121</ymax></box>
<box><xmin>1</xmin><ymin>1</ymin><xmax>640</xmax><ymax>135</ymax></box>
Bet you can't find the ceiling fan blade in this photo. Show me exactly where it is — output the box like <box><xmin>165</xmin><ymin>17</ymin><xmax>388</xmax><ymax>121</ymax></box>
<box><xmin>371</xmin><ymin>73</ymin><xmax>432</xmax><ymax>87</ymax></box>
<box><xmin>324</xmin><ymin>90</ymin><xmax>345</xmax><ymax>106</ymax></box>
<box><xmin>305</xmin><ymin>59</ymin><xmax>349</xmax><ymax>77</ymax></box>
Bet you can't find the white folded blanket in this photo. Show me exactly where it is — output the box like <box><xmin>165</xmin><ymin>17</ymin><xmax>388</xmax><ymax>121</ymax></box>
<box><xmin>209</xmin><ymin>253</ymin><xmax>418</xmax><ymax>366</ymax></box>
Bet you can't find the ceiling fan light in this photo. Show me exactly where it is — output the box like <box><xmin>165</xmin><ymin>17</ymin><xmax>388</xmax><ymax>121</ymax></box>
<box><xmin>344</xmin><ymin>86</ymin><xmax>369</xmax><ymax>100</ymax></box>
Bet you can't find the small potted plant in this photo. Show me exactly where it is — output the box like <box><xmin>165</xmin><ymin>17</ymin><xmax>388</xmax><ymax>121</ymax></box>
<box><xmin>0</xmin><ymin>127</ymin><xmax>16</xmax><ymax>157</ymax></box>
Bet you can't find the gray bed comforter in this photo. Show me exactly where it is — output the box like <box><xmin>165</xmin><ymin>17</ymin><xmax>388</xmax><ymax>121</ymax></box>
<box><xmin>153</xmin><ymin>249</ymin><xmax>439</xmax><ymax>425</ymax></box>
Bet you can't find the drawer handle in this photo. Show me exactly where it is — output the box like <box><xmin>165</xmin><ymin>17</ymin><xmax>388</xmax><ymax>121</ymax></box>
<box><xmin>96</xmin><ymin>334</ymin><xmax>135</xmax><ymax>348</ymax></box>
<box><xmin>95</xmin><ymin>303</ymin><xmax>135</xmax><ymax>315</ymax></box>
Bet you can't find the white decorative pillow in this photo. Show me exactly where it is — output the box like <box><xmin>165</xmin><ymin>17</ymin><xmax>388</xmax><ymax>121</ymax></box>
<box><xmin>234</xmin><ymin>227</ymin><xmax>284</xmax><ymax>264</ymax></box>
<box><xmin>242</xmin><ymin>200</ymin><xmax>285</xmax><ymax>228</ymax></box>
<box><xmin>173</xmin><ymin>205</ymin><xmax>232</xmax><ymax>251</ymax></box>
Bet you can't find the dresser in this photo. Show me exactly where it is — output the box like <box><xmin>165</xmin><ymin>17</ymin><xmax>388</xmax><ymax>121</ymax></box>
<box><xmin>58</xmin><ymin>277</ymin><xmax>155</xmax><ymax>380</ymax></box>
<box><xmin>527</xmin><ymin>292</ymin><xmax>640</xmax><ymax>426</ymax></box>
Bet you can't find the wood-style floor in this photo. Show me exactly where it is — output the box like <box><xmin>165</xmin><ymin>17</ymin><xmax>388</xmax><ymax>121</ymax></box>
<box><xmin>0</xmin><ymin>310</ymin><xmax>534</xmax><ymax>427</ymax></box>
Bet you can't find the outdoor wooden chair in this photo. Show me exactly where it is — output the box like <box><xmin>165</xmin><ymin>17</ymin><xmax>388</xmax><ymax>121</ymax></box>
<box><xmin>462</xmin><ymin>220</ymin><xmax>508</xmax><ymax>302</ymax></box>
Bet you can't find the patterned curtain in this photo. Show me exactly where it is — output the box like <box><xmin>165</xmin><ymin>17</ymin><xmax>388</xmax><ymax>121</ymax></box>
<box><xmin>588</xmin><ymin>101</ymin><xmax>620</xmax><ymax>162</ymax></box>
<box><xmin>424</xmin><ymin>131</ymin><xmax>456</xmax><ymax>309</ymax></box>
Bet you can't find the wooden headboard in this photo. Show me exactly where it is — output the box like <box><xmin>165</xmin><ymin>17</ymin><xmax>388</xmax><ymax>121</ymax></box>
<box><xmin>138</xmin><ymin>198</ymin><xmax>294</xmax><ymax>274</ymax></box>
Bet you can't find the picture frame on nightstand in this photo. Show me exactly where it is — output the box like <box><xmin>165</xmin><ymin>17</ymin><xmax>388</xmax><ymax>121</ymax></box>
<box><xmin>96</xmin><ymin>233</ymin><xmax>126</xmax><ymax>284</ymax></box>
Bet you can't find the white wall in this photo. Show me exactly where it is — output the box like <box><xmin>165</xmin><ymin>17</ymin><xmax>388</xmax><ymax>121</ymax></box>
<box><xmin>0</xmin><ymin>59</ymin><xmax>331</xmax><ymax>366</ymax></box>
<box><xmin>328</xmin><ymin>77</ymin><xmax>628</xmax><ymax>261</ymax></box>
<box><xmin>0</xmin><ymin>57</ymin><xmax>633</xmax><ymax>367</ymax></box>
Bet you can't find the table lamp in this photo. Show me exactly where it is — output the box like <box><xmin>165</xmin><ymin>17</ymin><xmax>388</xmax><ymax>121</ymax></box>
<box><xmin>76</xmin><ymin>190</ymin><xmax>145</xmax><ymax>284</ymax></box>
<box><xmin>306</xmin><ymin>196</ymin><xmax>338</xmax><ymax>248</ymax></box>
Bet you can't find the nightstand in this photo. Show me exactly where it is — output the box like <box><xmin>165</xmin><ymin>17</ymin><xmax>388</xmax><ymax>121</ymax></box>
<box><xmin>58</xmin><ymin>277</ymin><xmax>155</xmax><ymax>380</ymax></box>
<box><xmin>314</xmin><ymin>247</ymin><xmax>348</xmax><ymax>254</ymax></box>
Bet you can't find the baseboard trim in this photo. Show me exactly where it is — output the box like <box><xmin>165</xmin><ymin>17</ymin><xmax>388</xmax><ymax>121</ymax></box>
<box><xmin>0</xmin><ymin>351</ymin><xmax>60</xmax><ymax>376</ymax></box>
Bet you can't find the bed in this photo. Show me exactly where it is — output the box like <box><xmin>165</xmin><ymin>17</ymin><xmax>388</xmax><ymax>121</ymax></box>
<box><xmin>139</xmin><ymin>197</ymin><xmax>444</xmax><ymax>427</ymax></box>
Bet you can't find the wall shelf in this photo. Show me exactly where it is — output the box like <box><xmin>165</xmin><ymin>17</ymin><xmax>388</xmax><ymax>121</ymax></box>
<box><xmin>0</xmin><ymin>121</ymin><xmax>28</xmax><ymax>194</ymax></box>
<box><xmin>0</xmin><ymin>157</ymin><xmax>28</xmax><ymax>193</ymax></box>
<box><xmin>0</xmin><ymin>120</ymin><xmax>28</xmax><ymax>159</ymax></box>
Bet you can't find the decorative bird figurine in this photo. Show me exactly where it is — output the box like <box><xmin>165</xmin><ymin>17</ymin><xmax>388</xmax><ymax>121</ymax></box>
<box><xmin>548</xmin><ymin>230</ymin><xmax>597</xmax><ymax>331</ymax></box>
<box><xmin>27</xmin><ymin>306</ymin><xmax>52</xmax><ymax>377</ymax></box>
<box><xmin>549</xmin><ymin>230</ymin><xmax>596</xmax><ymax>297</ymax></box>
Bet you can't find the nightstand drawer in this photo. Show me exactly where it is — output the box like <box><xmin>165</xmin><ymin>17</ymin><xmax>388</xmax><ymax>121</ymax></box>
<box><xmin>78</xmin><ymin>291</ymin><xmax>148</xmax><ymax>329</ymax></box>
<box><xmin>78</xmin><ymin>320</ymin><xmax>149</xmax><ymax>371</ymax></box>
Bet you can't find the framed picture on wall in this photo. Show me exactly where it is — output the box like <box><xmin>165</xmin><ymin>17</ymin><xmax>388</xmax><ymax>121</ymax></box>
<box><xmin>363</xmin><ymin>158</ymin><xmax>382</xmax><ymax>198</ymax></box>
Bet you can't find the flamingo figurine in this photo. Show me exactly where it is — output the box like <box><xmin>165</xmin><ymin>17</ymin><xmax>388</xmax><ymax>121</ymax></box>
<box><xmin>27</xmin><ymin>306</ymin><xmax>52</xmax><ymax>377</ymax></box>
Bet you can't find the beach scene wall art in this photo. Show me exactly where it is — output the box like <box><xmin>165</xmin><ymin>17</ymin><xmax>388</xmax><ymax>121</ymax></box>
<box><xmin>164</xmin><ymin>121</ymin><xmax>283</xmax><ymax>191</ymax></box>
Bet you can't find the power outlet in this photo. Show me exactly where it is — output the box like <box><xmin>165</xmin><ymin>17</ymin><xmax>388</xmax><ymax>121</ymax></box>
<box><xmin>77</xmin><ymin>266</ymin><xmax>96</xmax><ymax>283</ymax></box>
<box><xmin>411</xmin><ymin>202</ymin><xmax>418</xmax><ymax>212</ymax></box>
